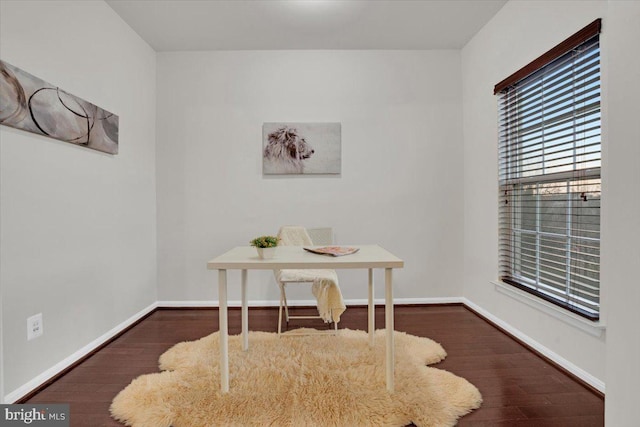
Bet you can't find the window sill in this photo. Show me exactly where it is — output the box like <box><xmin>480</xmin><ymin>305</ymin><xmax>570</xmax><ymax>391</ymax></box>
<box><xmin>491</xmin><ymin>280</ymin><xmax>606</xmax><ymax>338</ymax></box>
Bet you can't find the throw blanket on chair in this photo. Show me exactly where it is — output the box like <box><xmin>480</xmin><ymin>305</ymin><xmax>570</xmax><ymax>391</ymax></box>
<box><xmin>277</xmin><ymin>226</ymin><xmax>346</xmax><ymax>323</ymax></box>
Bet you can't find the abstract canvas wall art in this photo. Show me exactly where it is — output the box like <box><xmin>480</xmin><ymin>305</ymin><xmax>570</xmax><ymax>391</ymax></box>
<box><xmin>263</xmin><ymin>122</ymin><xmax>341</xmax><ymax>175</ymax></box>
<box><xmin>0</xmin><ymin>60</ymin><xmax>119</xmax><ymax>154</ymax></box>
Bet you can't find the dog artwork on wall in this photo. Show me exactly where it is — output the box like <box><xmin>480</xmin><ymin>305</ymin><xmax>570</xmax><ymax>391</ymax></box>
<box><xmin>262</xmin><ymin>122</ymin><xmax>341</xmax><ymax>175</ymax></box>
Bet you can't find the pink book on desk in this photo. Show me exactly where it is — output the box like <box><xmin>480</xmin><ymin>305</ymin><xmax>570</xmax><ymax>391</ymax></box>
<box><xmin>303</xmin><ymin>246</ymin><xmax>360</xmax><ymax>257</ymax></box>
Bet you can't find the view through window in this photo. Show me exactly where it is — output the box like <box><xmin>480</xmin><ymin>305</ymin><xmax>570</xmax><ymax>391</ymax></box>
<box><xmin>495</xmin><ymin>20</ymin><xmax>602</xmax><ymax>320</ymax></box>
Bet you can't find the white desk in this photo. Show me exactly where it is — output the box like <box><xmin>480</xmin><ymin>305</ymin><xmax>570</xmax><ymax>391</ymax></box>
<box><xmin>207</xmin><ymin>245</ymin><xmax>404</xmax><ymax>393</ymax></box>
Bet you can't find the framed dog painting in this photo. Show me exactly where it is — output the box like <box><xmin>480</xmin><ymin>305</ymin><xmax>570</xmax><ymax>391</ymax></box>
<box><xmin>262</xmin><ymin>122</ymin><xmax>341</xmax><ymax>175</ymax></box>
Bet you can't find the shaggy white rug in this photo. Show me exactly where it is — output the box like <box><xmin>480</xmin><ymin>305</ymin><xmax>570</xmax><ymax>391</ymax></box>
<box><xmin>110</xmin><ymin>329</ymin><xmax>482</xmax><ymax>426</ymax></box>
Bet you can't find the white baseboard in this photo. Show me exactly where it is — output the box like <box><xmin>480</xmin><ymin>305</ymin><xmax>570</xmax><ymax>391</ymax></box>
<box><xmin>5</xmin><ymin>296</ymin><xmax>604</xmax><ymax>402</ymax></box>
<box><xmin>5</xmin><ymin>297</ymin><xmax>460</xmax><ymax>403</ymax></box>
<box><xmin>4</xmin><ymin>302</ymin><xmax>158</xmax><ymax>404</ymax></box>
<box><xmin>157</xmin><ymin>297</ymin><xmax>464</xmax><ymax>308</ymax></box>
<box><xmin>462</xmin><ymin>297</ymin><xmax>605</xmax><ymax>393</ymax></box>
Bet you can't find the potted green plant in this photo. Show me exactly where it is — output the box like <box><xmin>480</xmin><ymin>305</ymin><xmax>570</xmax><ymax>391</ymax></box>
<box><xmin>249</xmin><ymin>235</ymin><xmax>279</xmax><ymax>259</ymax></box>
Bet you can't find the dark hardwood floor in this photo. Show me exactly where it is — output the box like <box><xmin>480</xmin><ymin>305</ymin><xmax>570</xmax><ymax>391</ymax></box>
<box><xmin>24</xmin><ymin>305</ymin><xmax>604</xmax><ymax>426</ymax></box>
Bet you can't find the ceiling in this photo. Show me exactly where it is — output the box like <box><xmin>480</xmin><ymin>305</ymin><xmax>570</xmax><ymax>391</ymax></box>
<box><xmin>106</xmin><ymin>0</ymin><xmax>507</xmax><ymax>51</ymax></box>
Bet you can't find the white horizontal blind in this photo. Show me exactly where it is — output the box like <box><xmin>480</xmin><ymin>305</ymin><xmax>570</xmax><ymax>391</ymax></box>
<box><xmin>498</xmin><ymin>35</ymin><xmax>601</xmax><ymax>319</ymax></box>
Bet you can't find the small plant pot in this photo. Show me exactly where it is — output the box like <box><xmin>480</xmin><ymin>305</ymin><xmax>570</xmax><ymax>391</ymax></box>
<box><xmin>256</xmin><ymin>247</ymin><xmax>276</xmax><ymax>259</ymax></box>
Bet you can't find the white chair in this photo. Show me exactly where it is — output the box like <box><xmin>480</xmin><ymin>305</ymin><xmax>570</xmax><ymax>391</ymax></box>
<box><xmin>276</xmin><ymin>226</ymin><xmax>340</xmax><ymax>335</ymax></box>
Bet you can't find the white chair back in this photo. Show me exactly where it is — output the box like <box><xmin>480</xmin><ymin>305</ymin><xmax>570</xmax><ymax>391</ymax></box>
<box><xmin>277</xmin><ymin>226</ymin><xmax>313</xmax><ymax>246</ymax></box>
<box><xmin>307</xmin><ymin>227</ymin><xmax>334</xmax><ymax>246</ymax></box>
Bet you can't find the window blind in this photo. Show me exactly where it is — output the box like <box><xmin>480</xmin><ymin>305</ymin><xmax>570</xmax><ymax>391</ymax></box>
<box><xmin>497</xmin><ymin>21</ymin><xmax>601</xmax><ymax>320</ymax></box>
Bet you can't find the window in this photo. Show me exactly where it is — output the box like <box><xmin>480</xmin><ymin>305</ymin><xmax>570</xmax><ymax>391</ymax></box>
<box><xmin>495</xmin><ymin>19</ymin><xmax>602</xmax><ymax>320</ymax></box>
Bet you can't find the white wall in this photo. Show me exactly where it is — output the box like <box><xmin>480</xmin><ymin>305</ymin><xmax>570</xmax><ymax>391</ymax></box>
<box><xmin>156</xmin><ymin>51</ymin><xmax>463</xmax><ymax>304</ymax></box>
<box><xmin>461</xmin><ymin>0</ymin><xmax>607</xmax><ymax>386</ymax></box>
<box><xmin>463</xmin><ymin>1</ymin><xmax>640</xmax><ymax>422</ymax></box>
<box><xmin>5</xmin><ymin>0</ymin><xmax>635</xmax><ymax>420</ymax></box>
<box><xmin>0</xmin><ymin>0</ymin><xmax>157</xmax><ymax>398</ymax></box>
<box><xmin>602</xmin><ymin>2</ymin><xmax>640</xmax><ymax>425</ymax></box>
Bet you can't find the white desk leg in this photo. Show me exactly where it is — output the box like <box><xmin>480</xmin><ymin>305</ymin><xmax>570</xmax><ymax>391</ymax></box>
<box><xmin>385</xmin><ymin>268</ymin><xmax>394</xmax><ymax>393</ymax></box>
<box><xmin>218</xmin><ymin>269</ymin><xmax>229</xmax><ymax>394</ymax></box>
<box><xmin>368</xmin><ymin>268</ymin><xmax>375</xmax><ymax>348</ymax></box>
<box><xmin>241</xmin><ymin>269</ymin><xmax>248</xmax><ymax>351</ymax></box>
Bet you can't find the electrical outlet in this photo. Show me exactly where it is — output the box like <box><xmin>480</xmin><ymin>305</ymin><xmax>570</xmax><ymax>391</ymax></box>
<box><xmin>27</xmin><ymin>313</ymin><xmax>43</xmax><ymax>340</ymax></box>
